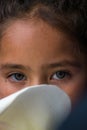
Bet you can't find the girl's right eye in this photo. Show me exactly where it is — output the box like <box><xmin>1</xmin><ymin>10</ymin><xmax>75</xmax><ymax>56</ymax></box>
<box><xmin>8</xmin><ymin>72</ymin><xmax>27</xmax><ymax>82</ymax></box>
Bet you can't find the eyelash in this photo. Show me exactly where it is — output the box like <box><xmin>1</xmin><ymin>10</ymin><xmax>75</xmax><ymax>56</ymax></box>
<box><xmin>7</xmin><ymin>72</ymin><xmax>27</xmax><ymax>82</ymax></box>
<box><xmin>50</xmin><ymin>70</ymin><xmax>71</xmax><ymax>80</ymax></box>
<box><xmin>7</xmin><ymin>70</ymin><xmax>72</xmax><ymax>84</ymax></box>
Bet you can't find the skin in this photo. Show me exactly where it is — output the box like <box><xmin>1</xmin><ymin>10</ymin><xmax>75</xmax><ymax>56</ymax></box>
<box><xmin>0</xmin><ymin>19</ymin><xmax>86</xmax><ymax>104</ymax></box>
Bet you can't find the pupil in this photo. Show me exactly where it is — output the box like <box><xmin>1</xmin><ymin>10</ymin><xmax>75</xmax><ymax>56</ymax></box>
<box><xmin>57</xmin><ymin>72</ymin><xmax>65</xmax><ymax>78</ymax></box>
<box><xmin>15</xmin><ymin>73</ymin><xmax>24</xmax><ymax>80</ymax></box>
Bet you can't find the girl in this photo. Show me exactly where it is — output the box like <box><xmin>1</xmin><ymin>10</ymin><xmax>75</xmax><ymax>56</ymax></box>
<box><xmin>0</xmin><ymin>0</ymin><xmax>87</xmax><ymax>106</ymax></box>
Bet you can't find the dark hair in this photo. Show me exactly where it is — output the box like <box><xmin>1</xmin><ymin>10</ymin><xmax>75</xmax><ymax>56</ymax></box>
<box><xmin>0</xmin><ymin>0</ymin><xmax>87</xmax><ymax>54</ymax></box>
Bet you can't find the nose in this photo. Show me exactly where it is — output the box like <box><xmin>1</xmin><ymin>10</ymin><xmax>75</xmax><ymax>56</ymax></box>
<box><xmin>29</xmin><ymin>75</ymin><xmax>48</xmax><ymax>86</ymax></box>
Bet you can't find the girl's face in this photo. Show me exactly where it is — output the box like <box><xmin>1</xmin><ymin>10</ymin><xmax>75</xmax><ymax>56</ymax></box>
<box><xmin>0</xmin><ymin>20</ymin><xmax>86</xmax><ymax>104</ymax></box>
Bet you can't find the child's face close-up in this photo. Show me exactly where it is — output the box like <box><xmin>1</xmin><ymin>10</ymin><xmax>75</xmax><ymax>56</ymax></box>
<box><xmin>0</xmin><ymin>20</ymin><xmax>86</xmax><ymax>104</ymax></box>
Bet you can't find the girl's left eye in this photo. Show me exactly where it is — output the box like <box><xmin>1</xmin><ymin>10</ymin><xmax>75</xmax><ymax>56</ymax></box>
<box><xmin>51</xmin><ymin>71</ymin><xmax>71</xmax><ymax>80</ymax></box>
<box><xmin>8</xmin><ymin>73</ymin><xmax>26</xmax><ymax>82</ymax></box>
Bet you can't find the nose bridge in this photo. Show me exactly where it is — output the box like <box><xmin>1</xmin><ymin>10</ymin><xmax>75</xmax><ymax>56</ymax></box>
<box><xmin>30</xmin><ymin>74</ymin><xmax>47</xmax><ymax>86</ymax></box>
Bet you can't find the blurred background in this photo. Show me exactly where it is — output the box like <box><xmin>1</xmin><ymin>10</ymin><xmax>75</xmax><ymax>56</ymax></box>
<box><xmin>59</xmin><ymin>93</ymin><xmax>87</xmax><ymax>130</ymax></box>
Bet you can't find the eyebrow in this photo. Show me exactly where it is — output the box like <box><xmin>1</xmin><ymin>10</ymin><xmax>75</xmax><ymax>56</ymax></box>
<box><xmin>46</xmin><ymin>60</ymin><xmax>82</xmax><ymax>68</ymax></box>
<box><xmin>0</xmin><ymin>63</ymin><xmax>31</xmax><ymax>71</ymax></box>
<box><xmin>0</xmin><ymin>60</ymin><xmax>81</xmax><ymax>71</ymax></box>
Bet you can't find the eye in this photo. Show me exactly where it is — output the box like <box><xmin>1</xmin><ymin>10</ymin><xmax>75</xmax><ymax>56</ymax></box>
<box><xmin>8</xmin><ymin>73</ymin><xmax>26</xmax><ymax>82</ymax></box>
<box><xmin>51</xmin><ymin>71</ymin><xmax>71</xmax><ymax>80</ymax></box>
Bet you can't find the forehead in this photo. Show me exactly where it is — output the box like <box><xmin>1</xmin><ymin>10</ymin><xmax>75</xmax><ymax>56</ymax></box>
<box><xmin>0</xmin><ymin>19</ymin><xmax>79</xmax><ymax>61</ymax></box>
<box><xmin>2</xmin><ymin>19</ymin><xmax>70</xmax><ymax>42</ymax></box>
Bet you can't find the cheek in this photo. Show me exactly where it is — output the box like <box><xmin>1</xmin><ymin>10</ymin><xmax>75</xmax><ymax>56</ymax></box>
<box><xmin>0</xmin><ymin>80</ymin><xmax>19</xmax><ymax>98</ymax></box>
<box><xmin>62</xmin><ymin>79</ymin><xmax>86</xmax><ymax>105</ymax></box>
